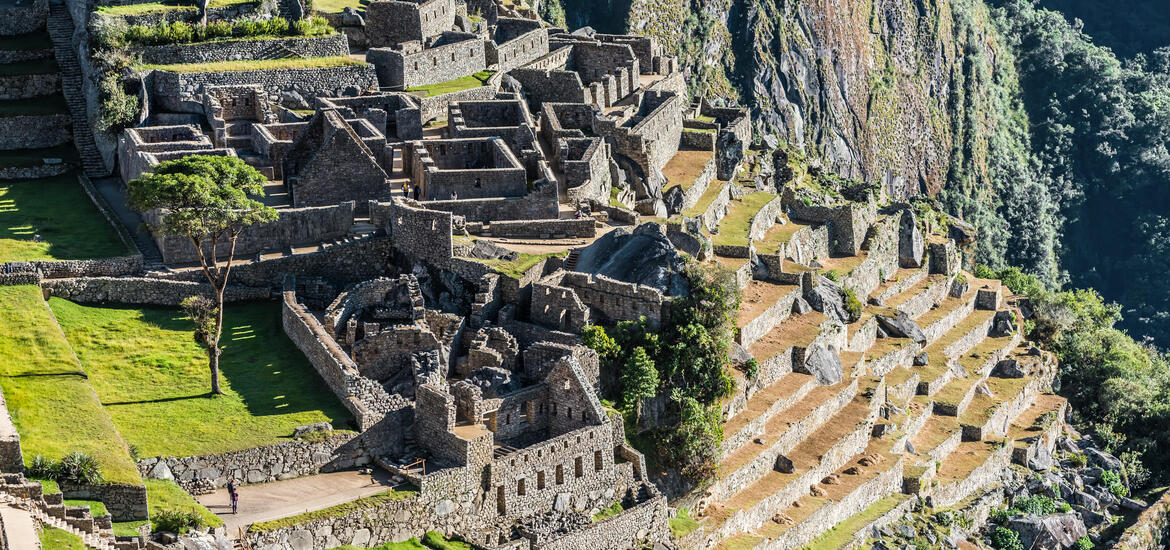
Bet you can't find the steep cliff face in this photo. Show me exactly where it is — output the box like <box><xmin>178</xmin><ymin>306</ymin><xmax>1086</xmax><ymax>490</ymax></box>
<box><xmin>560</xmin><ymin>0</ymin><xmax>1017</xmax><ymax>202</ymax></box>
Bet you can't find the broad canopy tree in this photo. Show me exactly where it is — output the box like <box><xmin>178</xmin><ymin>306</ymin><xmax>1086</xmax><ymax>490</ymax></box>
<box><xmin>128</xmin><ymin>155</ymin><xmax>277</xmax><ymax>395</ymax></box>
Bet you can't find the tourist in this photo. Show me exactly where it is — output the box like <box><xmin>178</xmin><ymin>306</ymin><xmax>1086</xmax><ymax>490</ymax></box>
<box><xmin>413</xmin><ymin>185</ymin><xmax>421</xmax><ymax>200</ymax></box>
<box><xmin>450</xmin><ymin>190</ymin><xmax>458</xmax><ymax>201</ymax></box>
<box><xmin>227</xmin><ymin>481</ymin><xmax>238</xmax><ymax>514</ymax></box>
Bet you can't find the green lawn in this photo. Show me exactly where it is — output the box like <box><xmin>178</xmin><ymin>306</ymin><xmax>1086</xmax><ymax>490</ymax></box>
<box><xmin>477</xmin><ymin>251</ymin><xmax>567</xmax><ymax>279</ymax></box>
<box><xmin>312</xmin><ymin>0</ymin><xmax>364</xmax><ymax>13</ymax></box>
<box><xmin>39</xmin><ymin>526</ymin><xmax>85</xmax><ymax>550</ymax></box>
<box><xmin>64</xmin><ymin>498</ymin><xmax>108</xmax><ymax>517</ymax></box>
<box><xmin>96</xmin><ymin>0</ymin><xmax>252</xmax><ymax>16</ymax></box>
<box><xmin>0</xmin><ymin>173</ymin><xmax>129</xmax><ymax>263</ymax></box>
<box><xmin>0</xmin><ymin>286</ymin><xmax>141</xmax><ymax>485</ymax></box>
<box><xmin>804</xmin><ymin>494</ymin><xmax>908</xmax><ymax>550</ymax></box>
<box><xmin>146</xmin><ymin>479</ymin><xmax>223</xmax><ymax>529</ymax></box>
<box><xmin>327</xmin><ymin>532</ymin><xmax>471</xmax><ymax>550</ymax></box>
<box><xmin>0</xmin><ymin>94</ymin><xmax>69</xmax><ymax>117</ymax></box>
<box><xmin>668</xmin><ymin>507</ymin><xmax>699</xmax><ymax>538</ymax></box>
<box><xmin>712</xmin><ymin>191</ymin><xmax>777</xmax><ymax>247</ymax></box>
<box><xmin>140</xmin><ymin>56</ymin><xmax>364</xmax><ymax>74</ymax></box>
<box><xmin>50</xmin><ymin>299</ymin><xmax>351</xmax><ymax>458</ymax></box>
<box><xmin>406</xmin><ymin>71</ymin><xmax>494</xmax><ymax>98</ymax></box>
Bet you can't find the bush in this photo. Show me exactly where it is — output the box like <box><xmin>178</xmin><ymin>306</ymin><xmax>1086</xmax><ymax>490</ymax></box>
<box><xmin>1014</xmin><ymin>495</ymin><xmax>1057</xmax><ymax>516</ymax></box>
<box><xmin>27</xmin><ymin>455</ymin><xmax>58</xmax><ymax>480</ymax></box>
<box><xmin>743</xmin><ymin>358</ymin><xmax>760</xmax><ymax>380</ymax></box>
<box><xmin>151</xmin><ymin>509</ymin><xmax>204</xmax><ymax>534</ymax></box>
<box><xmin>990</xmin><ymin>527</ymin><xmax>1023</xmax><ymax>550</ymax></box>
<box><xmin>57</xmin><ymin>452</ymin><xmax>104</xmax><ymax>485</ymax></box>
<box><xmin>824</xmin><ymin>269</ymin><xmax>840</xmax><ymax>282</ymax></box>
<box><xmin>98</xmin><ymin>76</ymin><xmax>139</xmax><ymax>132</ymax></box>
<box><xmin>1069</xmin><ymin>452</ymin><xmax>1088</xmax><ymax>468</ymax></box>
<box><xmin>1100</xmin><ymin>470</ymin><xmax>1128</xmax><ymax>498</ymax></box>
<box><xmin>843</xmin><ymin>288</ymin><xmax>863</xmax><ymax>322</ymax></box>
<box><xmin>1074</xmin><ymin>536</ymin><xmax>1094</xmax><ymax>550</ymax></box>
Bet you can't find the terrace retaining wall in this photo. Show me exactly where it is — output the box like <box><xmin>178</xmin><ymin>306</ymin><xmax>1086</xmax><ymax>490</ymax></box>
<box><xmin>134</xmin><ymin>34</ymin><xmax>349</xmax><ymax>65</ymax></box>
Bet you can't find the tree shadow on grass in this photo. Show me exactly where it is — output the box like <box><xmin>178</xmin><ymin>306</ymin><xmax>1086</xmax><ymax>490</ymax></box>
<box><xmin>130</xmin><ymin>301</ymin><xmax>349</xmax><ymax>424</ymax></box>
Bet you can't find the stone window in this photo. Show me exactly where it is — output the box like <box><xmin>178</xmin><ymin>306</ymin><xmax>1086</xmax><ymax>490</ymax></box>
<box><xmin>517</xmin><ymin>478</ymin><xmax>526</xmax><ymax>496</ymax></box>
<box><xmin>537</xmin><ymin>471</ymin><xmax>545</xmax><ymax>489</ymax></box>
<box><xmin>574</xmin><ymin>456</ymin><xmax>583</xmax><ymax>478</ymax></box>
<box><xmin>497</xmin><ymin>485</ymin><xmax>505</xmax><ymax>514</ymax></box>
<box><xmin>505</xmin><ymin>413</ymin><xmax>511</xmax><ymax>425</ymax></box>
<box><xmin>594</xmin><ymin>450</ymin><xmax>603</xmax><ymax>471</ymax></box>
<box><xmin>555</xmin><ymin>464</ymin><xmax>564</xmax><ymax>485</ymax></box>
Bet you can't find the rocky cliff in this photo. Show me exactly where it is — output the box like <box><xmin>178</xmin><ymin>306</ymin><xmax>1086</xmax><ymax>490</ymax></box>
<box><xmin>561</xmin><ymin>0</ymin><xmax>1019</xmax><ymax>203</ymax></box>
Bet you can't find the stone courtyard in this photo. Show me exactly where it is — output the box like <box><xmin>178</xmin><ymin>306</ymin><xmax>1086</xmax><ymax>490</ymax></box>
<box><xmin>0</xmin><ymin>0</ymin><xmax>1156</xmax><ymax>549</ymax></box>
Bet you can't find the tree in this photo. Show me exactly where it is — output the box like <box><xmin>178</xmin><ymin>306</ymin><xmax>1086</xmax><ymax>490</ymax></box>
<box><xmin>621</xmin><ymin>347</ymin><xmax>658</xmax><ymax>421</ymax></box>
<box><xmin>181</xmin><ymin>295</ymin><xmax>219</xmax><ymax>379</ymax></box>
<box><xmin>128</xmin><ymin>155</ymin><xmax>277</xmax><ymax>395</ymax></box>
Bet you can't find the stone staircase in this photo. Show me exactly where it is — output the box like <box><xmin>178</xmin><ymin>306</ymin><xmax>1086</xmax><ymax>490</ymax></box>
<box><xmin>0</xmin><ymin>474</ymin><xmax>145</xmax><ymax>550</ymax></box>
<box><xmin>45</xmin><ymin>0</ymin><xmax>106</xmax><ymax>177</ymax></box>
<box><xmin>673</xmin><ymin>199</ymin><xmax>1066</xmax><ymax>550</ymax></box>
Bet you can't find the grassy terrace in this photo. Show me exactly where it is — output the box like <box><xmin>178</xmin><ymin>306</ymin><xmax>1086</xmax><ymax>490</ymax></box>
<box><xmin>754</xmin><ymin>218</ymin><xmax>809</xmax><ymax>256</ymax></box>
<box><xmin>711</xmin><ymin>192</ymin><xmax>776</xmax><ymax>248</ymax></box>
<box><xmin>661</xmin><ymin>149</ymin><xmax>714</xmax><ymax>193</ymax></box>
<box><xmin>680</xmin><ymin>179</ymin><xmax>727</xmax><ymax>218</ymax></box>
<box><xmin>40</xmin><ymin>526</ymin><xmax>85</xmax><ymax>550</ymax></box>
<box><xmin>475</xmin><ymin>251</ymin><xmax>567</xmax><ymax>279</ymax></box>
<box><xmin>406</xmin><ymin>71</ymin><xmax>494</xmax><ymax>97</ymax></box>
<box><xmin>669</xmin><ymin>507</ymin><xmax>699</xmax><ymax>539</ymax></box>
<box><xmin>0</xmin><ymin>286</ymin><xmax>141</xmax><ymax>484</ymax></box>
<box><xmin>146</xmin><ymin>479</ymin><xmax>222</xmax><ymax>529</ymax></box>
<box><xmin>0</xmin><ymin>94</ymin><xmax>69</xmax><ymax>117</ymax></box>
<box><xmin>0</xmin><ymin>58</ymin><xmax>57</xmax><ymax>76</ymax></box>
<box><xmin>50</xmin><ymin>299</ymin><xmax>351</xmax><ymax>458</ymax></box>
<box><xmin>312</xmin><ymin>0</ymin><xmax>364</xmax><ymax>13</ymax></box>
<box><xmin>804</xmin><ymin>494</ymin><xmax>909</xmax><ymax>550</ymax></box>
<box><xmin>139</xmin><ymin>56</ymin><xmax>364</xmax><ymax>73</ymax></box>
<box><xmin>0</xmin><ymin>32</ymin><xmax>52</xmax><ymax>51</ymax></box>
<box><xmin>252</xmin><ymin>489</ymin><xmax>418</xmax><ymax>532</ymax></box>
<box><xmin>96</xmin><ymin>0</ymin><xmax>254</xmax><ymax>16</ymax></box>
<box><xmin>0</xmin><ymin>173</ymin><xmax>129</xmax><ymax>263</ymax></box>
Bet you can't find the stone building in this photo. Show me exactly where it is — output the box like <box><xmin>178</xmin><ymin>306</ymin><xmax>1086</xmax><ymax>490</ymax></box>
<box><xmin>486</xmin><ymin>17</ymin><xmax>548</xmax><ymax>71</ymax></box>
<box><xmin>367</xmin><ymin>31</ymin><xmax>487</xmax><ymax>89</ymax></box>
<box><xmin>404</xmin><ymin>137</ymin><xmax>527</xmax><ymax>200</ymax></box>
<box><xmin>448</xmin><ymin>98</ymin><xmax>540</xmax><ymax>171</ymax></box>
<box><xmin>281</xmin><ymin>109</ymin><xmax>391</xmax><ymax>208</ymax></box>
<box><xmin>116</xmin><ymin>124</ymin><xmax>229</xmax><ymax>183</ymax></box>
<box><xmin>364</xmin><ymin>0</ymin><xmax>456</xmax><ymax>47</ymax></box>
<box><xmin>316</xmin><ymin>92</ymin><xmax>425</xmax><ymax>141</ymax></box>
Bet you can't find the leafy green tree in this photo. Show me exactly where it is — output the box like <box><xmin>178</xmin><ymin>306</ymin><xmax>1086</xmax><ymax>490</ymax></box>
<box><xmin>621</xmin><ymin>347</ymin><xmax>658</xmax><ymax>420</ymax></box>
<box><xmin>128</xmin><ymin>155</ymin><xmax>277</xmax><ymax>395</ymax></box>
<box><xmin>658</xmin><ymin>392</ymin><xmax>722</xmax><ymax>483</ymax></box>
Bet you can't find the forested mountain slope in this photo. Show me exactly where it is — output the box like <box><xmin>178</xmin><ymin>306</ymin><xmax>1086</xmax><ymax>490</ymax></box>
<box><xmin>556</xmin><ymin>0</ymin><xmax>1170</xmax><ymax>346</ymax></box>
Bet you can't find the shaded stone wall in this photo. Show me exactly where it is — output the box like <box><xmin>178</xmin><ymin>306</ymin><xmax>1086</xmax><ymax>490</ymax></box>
<box><xmin>486</xmin><ymin>219</ymin><xmax>595</xmax><ymax>239</ymax></box>
<box><xmin>420</xmin><ymin>180</ymin><xmax>559</xmax><ymax>222</ymax></box>
<box><xmin>367</xmin><ymin>34</ymin><xmax>486</xmax><ymax>89</ymax></box>
<box><xmin>58</xmin><ymin>482</ymin><xmax>147</xmax><ymax>522</ymax></box>
<box><xmin>2</xmin><ymin>255</ymin><xmax>142</xmax><ymax>279</ymax></box>
<box><xmin>0</xmin><ymin>73</ymin><xmax>58</xmax><ymax>100</ymax></box>
<box><xmin>148</xmin><ymin>64</ymin><xmax>378</xmax><ymax>114</ymax></box>
<box><xmin>537</xmin><ymin>494</ymin><xmax>670</xmax><ymax>550</ymax></box>
<box><xmin>508</xmin><ymin>68</ymin><xmax>588</xmax><ymax>109</ymax></box>
<box><xmin>133</xmin><ymin>34</ymin><xmax>349</xmax><ymax>66</ymax></box>
<box><xmin>0</xmin><ymin>0</ymin><xmax>45</xmax><ymax>35</ymax></box>
<box><xmin>42</xmin><ymin>277</ymin><xmax>270</xmax><ymax>305</ymax></box>
<box><xmin>556</xmin><ymin>272</ymin><xmax>668</xmax><ymax>328</ymax></box>
<box><xmin>1116</xmin><ymin>490</ymin><xmax>1170</xmax><ymax>550</ymax></box>
<box><xmin>0</xmin><ymin>389</ymin><xmax>21</xmax><ymax>474</ymax></box>
<box><xmin>0</xmin><ymin>114</ymin><xmax>71</xmax><ymax>149</ymax></box>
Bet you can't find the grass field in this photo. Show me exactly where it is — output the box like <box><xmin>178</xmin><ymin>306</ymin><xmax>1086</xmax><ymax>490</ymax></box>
<box><xmin>39</xmin><ymin>526</ymin><xmax>85</xmax><ymax>550</ymax></box>
<box><xmin>406</xmin><ymin>71</ymin><xmax>494</xmax><ymax>97</ymax></box>
<box><xmin>711</xmin><ymin>192</ymin><xmax>777</xmax><ymax>248</ymax></box>
<box><xmin>0</xmin><ymin>173</ymin><xmax>129</xmax><ymax>263</ymax></box>
<box><xmin>140</xmin><ymin>56</ymin><xmax>364</xmax><ymax>74</ymax></box>
<box><xmin>96</xmin><ymin>0</ymin><xmax>252</xmax><ymax>16</ymax></box>
<box><xmin>50</xmin><ymin>299</ymin><xmax>351</xmax><ymax>458</ymax></box>
<box><xmin>477</xmin><ymin>251</ymin><xmax>567</xmax><ymax>279</ymax></box>
<box><xmin>0</xmin><ymin>286</ymin><xmax>141</xmax><ymax>484</ymax></box>
<box><xmin>146</xmin><ymin>479</ymin><xmax>223</xmax><ymax>529</ymax></box>
<box><xmin>312</xmin><ymin>0</ymin><xmax>364</xmax><ymax>13</ymax></box>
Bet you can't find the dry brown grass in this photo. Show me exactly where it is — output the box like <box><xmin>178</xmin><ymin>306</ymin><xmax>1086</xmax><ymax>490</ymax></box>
<box><xmin>736</xmin><ymin>281</ymin><xmax>800</xmax><ymax>328</ymax></box>
<box><xmin>662</xmin><ymin>149</ymin><xmax>715</xmax><ymax>193</ymax></box>
<box><xmin>723</xmin><ymin>373</ymin><xmax>815</xmax><ymax>436</ymax></box>
<box><xmin>748</xmin><ymin>312</ymin><xmax>828</xmax><ymax>361</ymax></box>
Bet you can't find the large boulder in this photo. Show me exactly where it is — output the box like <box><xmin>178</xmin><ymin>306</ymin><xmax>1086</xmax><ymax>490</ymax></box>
<box><xmin>875</xmin><ymin>311</ymin><xmax>927</xmax><ymax>344</ymax></box>
<box><xmin>799</xmin><ymin>344</ymin><xmax>843</xmax><ymax>385</ymax></box>
<box><xmin>805</xmin><ymin>275</ymin><xmax>851</xmax><ymax>323</ymax></box>
<box><xmin>949</xmin><ymin>218</ymin><xmax>977</xmax><ymax>246</ymax></box>
<box><xmin>466</xmin><ymin>366</ymin><xmax>515</xmax><ymax>398</ymax></box>
<box><xmin>663</xmin><ymin>184</ymin><xmax>686</xmax><ymax>216</ymax></box>
<box><xmin>1007</xmin><ymin>513</ymin><xmax>1087</xmax><ymax>550</ymax></box>
<box><xmin>899</xmin><ymin>209</ymin><xmax>924</xmax><ymax>268</ymax></box>
<box><xmin>994</xmin><ymin>359</ymin><xmax>1028</xmax><ymax>378</ymax></box>
<box><xmin>991</xmin><ymin>310</ymin><xmax>1018</xmax><ymax>338</ymax></box>
<box><xmin>771</xmin><ymin>147</ymin><xmax>795</xmax><ymax>191</ymax></box>
<box><xmin>572</xmin><ymin>223</ymin><xmax>689</xmax><ymax>296</ymax></box>
<box><xmin>716</xmin><ymin>131</ymin><xmax>744</xmax><ymax>181</ymax></box>
<box><xmin>1085</xmin><ymin>448</ymin><xmax>1123</xmax><ymax>472</ymax></box>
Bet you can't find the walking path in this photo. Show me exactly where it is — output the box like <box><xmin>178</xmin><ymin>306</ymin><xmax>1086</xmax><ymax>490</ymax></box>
<box><xmin>0</xmin><ymin>504</ymin><xmax>39</xmax><ymax>548</ymax></box>
<box><xmin>196</xmin><ymin>469</ymin><xmax>396</xmax><ymax>537</ymax></box>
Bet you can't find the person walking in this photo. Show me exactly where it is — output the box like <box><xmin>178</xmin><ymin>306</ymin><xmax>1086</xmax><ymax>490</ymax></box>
<box><xmin>227</xmin><ymin>481</ymin><xmax>238</xmax><ymax>515</ymax></box>
<box><xmin>413</xmin><ymin>185</ymin><xmax>421</xmax><ymax>200</ymax></box>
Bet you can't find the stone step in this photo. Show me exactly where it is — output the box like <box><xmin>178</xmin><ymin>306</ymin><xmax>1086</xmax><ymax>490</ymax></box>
<box><xmin>735</xmin><ymin>280</ymin><xmax>801</xmax><ymax>349</ymax></box>
<box><xmin>708</xmin><ymin>377</ymin><xmax>860</xmax><ymax>504</ymax></box>
<box><xmin>869</xmin><ymin>266</ymin><xmax>930</xmax><ymax>305</ymax></box>
<box><xmin>719</xmin><ymin>371</ymin><xmax>818</xmax><ymax>460</ymax></box>
<box><xmin>925</xmin><ymin>329</ymin><xmax>1022</xmax><ymax>417</ymax></box>
<box><xmin>910</xmin><ymin>309</ymin><xmax>998</xmax><ymax>396</ymax></box>
<box><xmin>46</xmin><ymin>1</ymin><xmax>106</xmax><ymax>177</ymax></box>
<box><xmin>930</xmin><ymin>437</ymin><xmax>1012</xmax><ymax>508</ymax></box>
<box><xmin>743</xmin><ymin>311</ymin><xmax>831</xmax><ymax>394</ymax></box>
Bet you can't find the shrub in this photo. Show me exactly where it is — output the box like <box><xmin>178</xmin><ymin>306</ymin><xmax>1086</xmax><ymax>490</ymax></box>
<box><xmin>203</xmin><ymin>20</ymin><xmax>233</xmax><ymax>39</ymax></box>
<box><xmin>57</xmin><ymin>452</ymin><xmax>104</xmax><ymax>485</ymax></box>
<box><xmin>1013</xmin><ymin>495</ymin><xmax>1056</xmax><ymax>516</ymax></box>
<box><xmin>1074</xmin><ymin>536</ymin><xmax>1094</xmax><ymax>550</ymax></box>
<box><xmin>263</xmin><ymin>17</ymin><xmax>289</xmax><ymax>35</ymax></box>
<box><xmin>843</xmin><ymin>288</ymin><xmax>863</xmax><ymax>321</ymax></box>
<box><xmin>824</xmin><ymin>269</ymin><xmax>840</xmax><ymax>282</ymax></box>
<box><xmin>291</xmin><ymin>19</ymin><xmax>312</xmax><ymax>35</ymax></box>
<box><xmin>933</xmin><ymin>511</ymin><xmax>954</xmax><ymax>526</ymax></box>
<box><xmin>1069</xmin><ymin>452</ymin><xmax>1088</xmax><ymax>467</ymax></box>
<box><xmin>990</xmin><ymin>526</ymin><xmax>1023</xmax><ymax>550</ymax></box>
<box><xmin>27</xmin><ymin>455</ymin><xmax>58</xmax><ymax>480</ymax></box>
<box><xmin>1100</xmin><ymin>470</ymin><xmax>1128</xmax><ymax>498</ymax></box>
<box><xmin>743</xmin><ymin>358</ymin><xmax>760</xmax><ymax>380</ymax></box>
<box><xmin>1059</xmin><ymin>501</ymin><xmax>1072</xmax><ymax>513</ymax></box>
<box><xmin>98</xmin><ymin>76</ymin><xmax>139</xmax><ymax>132</ymax></box>
<box><xmin>151</xmin><ymin>509</ymin><xmax>203</xmax><ymax>534</ymax></box>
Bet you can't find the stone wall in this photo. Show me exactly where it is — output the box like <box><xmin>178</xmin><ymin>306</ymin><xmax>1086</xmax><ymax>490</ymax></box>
<box><xmin>487</xmin><ymin>21</ymin><xmax>548</xmax><ymax>71</ymax></box>
<box><xmin>416</xmin><ymin>82</ymin><xmax>499</xmax><ymax>124</ymax></box>
<box><xmin>0</xmin><ymin>0</ymin><xmax>46</xmax><ymax>35</ymax></box>
<box><xmin>0</xmin><ymin>73</ymin><xmax>58</xmax><ymax>100</ymax></box>
<box><xmin>0</xmin><ymin>163</ymin><xmax>72</xmax><ymax>180</ymax></box>
<box><xmin>151</xmin><ymin>201</ymin><xmax>356</xmax><ymax>264</ymax></box>
<box><xmin>484</xmin><ymin>219</ymin><xmax>595</xmax><ymax>239</ymax></box>
<box><xmin>0</xmin><ymin>389</ymin><xmax>21</xmax><ymax>474</ymax></box>
<box><xmin>148</xmin><ymin>64</ymin><xmax>378</xmax><ymax>114</ymax></box>
<box><xmin>58</xmin><ymin>482</ymin><xmax>147</xmax><ymax>522</ymax></box>
<box><xmin>388</xmin><ymin>199</ymin><xmax>454</xmax><ymax>268</ymax></box>
<box><xmin>537</xmin><ymin>494</ymin><xmax>670</xmax><ymax>550</ymax></box>
<box><xmin>134</xmin><ymin>34</ymin><xmax>349</xmax><ymax>66</ymax></box>
<box><xmin>1116</xmin><ymin>490</ymin><xmax>1170</xmax><ymax>550</ymax></box>
<box><xmin>364</xmin><ymin>0</ymin><xmax>455</xmax><ymax>46</ymax></box>
<box><xmin>561</xmin><ymin>138</ymin><xmax>610</xmax><ymax>205</ymax></box>
<box><xmin>0</xmin><ymin>114</ymin><xmax>71</xmax><ymax>149</ymax></box>
<box><xmin>367</xmin><ymin>34</ymin><xmax>486</xmax><ymax>89</ymax></box>
<box><xmin>785</xmin><ymin>190</ymin><xmax>878</xmax><ymax>256</ymax></box>
<box><xmin>2</xmin><ymin>255</ymin><xmax>142</xmax><ymax>279</ymax></box>
<box><xmin>42</xmin><ymin>277</ymin><xmax>270</xmax><ymax>306</ymax></box>
<box><xmin>555</xmin><ymin>272</ymin><xmax>668</xmax><ymax>329</ymax></box>
<box><xmin>137</xmin><ymin>432</ymin><xmax>368</xmax><ymax>489</ymax></box>
<box><xmin>420</xmin><ymin>180</ymin><xmax>559</xmax><ymax>222</ymax></box>
<box><xmin>508</xmin><ymin>68</ymin><xmax>588</xmax><ymax>109</ymax></box>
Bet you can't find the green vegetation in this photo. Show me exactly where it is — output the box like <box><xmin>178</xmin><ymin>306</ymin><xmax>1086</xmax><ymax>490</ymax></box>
<box><xmin>539</xmin><ymin>0</ymin><xmax>566</xmax><ymax>27</ymax></box>
<box><xmin>51</xmin><ymin>298</ymin><xmax>349</xmax><ymax>457</ymax></box>
<box><xmin>64</xmin><ymin>498</ymin><xmax>108</xmax><ymax>517</ymax></box>
<box><xmin>1100</xmin><ymin>470</ymin><xmax>1129</xmax><ymax>498</ymax></box>
<box><xmin>96</xmin><ymin>0</ymin><xmax>253</xmax><ymax>16</ymax></box>
<box><xmin>584</xmin><ymin>261</ymin><xmax>738</xmax><ymax>482</ymax></box>
<box><xmin>668</xmin><ymin>507</ymin><xmax>700</xmax><ymax>539</ymax></box>
<box><xmin>1074</xmin><ymin>536</ymin><xmax>1095</xmax><ymax>550</ymax></box>
<box><xmin>29</xmin><ymin>453</ymin><xmax>105</xmax><ymax>485</ymax></box>
<box><xmin>145</xmin><ymin>479</ymin><xmax>222</xmax><ymax>530</ymax></box>
<box><xmin>116</xmin><ymin>17</ymin><xmax>331</xmax><ymax>47</ymax></box>
<box><xmin>39</xmin><ymin>526</ymin><xmax>84</xmax><ymax>550</ymax></box>
<box><xmin>311</xmin><ymin>0</ymin><xmax>363</xmax><ymax>13</ymax></box>
<box><xmin>990</xmin><ymin>526</ymin><xmax>1023</xmax><ymax>550</ymax></box>
<box><xmin>406</xmin><ymin>71</ymin><xmax>495</xmax><ymax>97</ymax></box>
<box><xmin>592</xmin><ymin>501</ymin><xmax>623</xmax><ymax>522</ymax></box>
<box><xmin>804</xmin><ymin>495</ymin><xmax>907</xmax><ymax>550</ymax></box>
<box><xmin>710</xmin><ymin>192</ymin><xmax>776</xmax><ymax>248</ymax></box>
<box><xmin>251</xmin><ymin>489</ymin><xmax>418</xmax><ymax>532</ymax></box>
<box><xmin>140</xmin><ymin>55</ymin><xmax>364</xmax><ymax>73</ymax></box>
<box><xmin>0</xmin><ymin>173</ymin><xmax>130</xmax><ymax>263</ymax></box>
<box><xmin>0</xmin><ymin>286</ymin><xmax>140</xmax><ymax>484</ymax></box>
<box><xmin>326</xmin><ymin>532</ymin><xmax>471</xmax><ymax>550</ymax></box>
<box><xmin>478</xmin><ymin>251</ymin><xmax>566</xmax><ymax>279</ymax></box>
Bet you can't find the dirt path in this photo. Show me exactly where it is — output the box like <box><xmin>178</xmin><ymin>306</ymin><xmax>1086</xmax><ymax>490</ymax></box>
<box><xmin>0</xmin><ymin>505</ymin><xmax>38</xmax><ymax>547</ymax></box>
<box><xmin>197</xmin><ymin>469</ymin><xmax>397</xmax><ymax>537</ymax></box>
